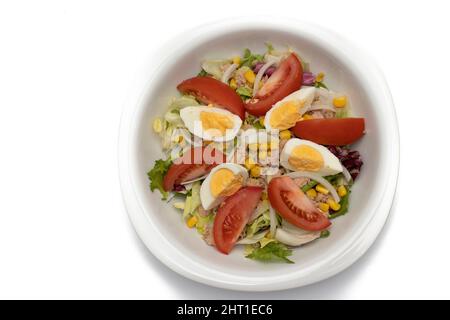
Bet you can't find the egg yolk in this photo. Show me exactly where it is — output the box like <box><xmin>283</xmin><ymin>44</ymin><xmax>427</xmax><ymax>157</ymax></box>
<box><xmin>288</xmin><ymin>145</ymin><xmax>324</xmax><ymax>172</ymax></box>
<box><xmin>269</xmin><ymin>100</ymin><xmax>304</xmax><ymax>130</ymax></box>
<box><xmin>200</xmin><ymin>111</ymin><xmax>234</xmax><ymax>137</ymax></box>
<box><xmin>210</xmin><ymin>168</ymin><xmax>243</xmax><ymax>197</ymax></box>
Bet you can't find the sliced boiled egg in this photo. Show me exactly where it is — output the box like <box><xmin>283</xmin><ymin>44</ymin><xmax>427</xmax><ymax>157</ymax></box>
<box><xmin>200</xmin><ymin>163</ymin><xmax>248</xmax><ymax>210</ymax></box>
<box><xmin>264</xmin><ymin>87</ymin><xmax>316</xmax><ymax>131</ymax></box>
<box><xmin>180</xmin><ymin>106</ymin><xmax>242</xmax><ymax>142</ymax></box>
<box><xmin>280</xmin><ymin>138</ymin><xmax>343</xmax><ymax>176</ymax></box>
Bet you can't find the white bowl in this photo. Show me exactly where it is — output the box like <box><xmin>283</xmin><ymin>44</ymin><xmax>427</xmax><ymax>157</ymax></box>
<box><xmin>118</xmin><ymin>18</ymin><xmax>399</xmax><ymax>291</ymax></box>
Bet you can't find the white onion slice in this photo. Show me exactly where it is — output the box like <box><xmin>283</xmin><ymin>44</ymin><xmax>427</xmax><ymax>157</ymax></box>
<box><xmin>221</xmin><ymin>63</ymin><xmax>238</xmax><ymax>84</ymax></box>
<box><xmin>252</xmin><ymin>60</ymin><xmax>277</xmax><ymax>97</ymax></box>
<box><xmin>237</xmin><ymin>230</ymin><xmax>269</xmax><ymax>245</ymax></box>
<box><xmin>269</xmin><ymin>205</ymin><xmax>278</xmax><ymax>237</ymax></box>
<box><xmin>341</xmin><ymin>166</ymin><xmax>352</xmax><ymax>184</ymax></box>
<box><xmin>286</xmin><ymin>171</ymin><xmax>340</xmax><ymax>203</ymax></box>
<box><xmin>307</xmin><ymin>104</ymin><xmax>336</xmax><ymax>113</ymax></box>
<box><xmin>275</xmin><ymin>228</ymin><xmax>320</xmax><ymax>246</ymax></box>
<box><xmin>179</xmin><ymin>174</ymin><xmax>208</xmax><ymax>185</ymax></box>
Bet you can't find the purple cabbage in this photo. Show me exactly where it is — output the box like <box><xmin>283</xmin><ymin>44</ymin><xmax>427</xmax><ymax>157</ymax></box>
<box><xmin>302</xmin><ymin>72</ymin><xmax>316</xmax><ymax>86</ymax></box>
<box><xmin>173</xmin><ymin>184</ymin><xmax>186</xmax><ymax>192</ymax></box>
<box><xmin>253</xmin><ymin>62</ymin><xmax>276</xmax><ymax>76</ymax></box>
<box><xmin>327</xmin><ymin>146</ymin><xmax>363</xmax><ymax>180</ymax></box>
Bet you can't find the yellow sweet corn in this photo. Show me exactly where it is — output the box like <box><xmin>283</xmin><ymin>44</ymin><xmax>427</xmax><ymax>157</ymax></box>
<box><xmin>316</xmin><ymin>184</ymin><xmax>329</xmax><ymax>194</ymax></box>
<box><xmin>244</xmin><ymin>157</ymin><xmax>256</xmax><ymax>170</ymax></box>
<box><xmin>333</xmin><ymin>96</ymin><xmax>347</xmax><ymax>108</ymax></box>
<box><xmin>279</xmin><ymin>130</ymin><xmax>292</xmax><ymax>140</ymax></box>
<box><xmin>244</xmin><ymin>70</ymin><xmax>256</xmax><ymax>84</ymax></box>
<box><xmin>152</xmin><ymin>118</ymin><xmax>163</xmax><ymax>133</ymax></box>
<box><xmin>318</xmin><ymin>202</ymin><xmax>329</xmax><ymax>213</ymax></box>
<box><xmin>232</xmin><ymin>56</ymin><xmax>241</xmax><ymax>65</ymax></box>
<box><xmin>338</xmin><ymin>185</ymin><xmax>347</xmax><ymax>197</ymax></box>
<box><xmin>327</xmin><ymin>198</ymin><xmax>341</xmax><ymax>211</ymax></box>
<box><xmin>187</xmin><ymin>216</ymin><xmax>198</xmax><ymax>228</ymax></box>
<box><xmin>250</xmin><ymin>165</ymin><xmax>261</xmax><ymax>178</ymax></box>
<box><xmin>306</xmin><ymin>189</ymin><xmax>317</xmax><ymax>199</ymax></box>
<box><xmin>316</xmin><ymin>72</ymin><xmax>325</xmax><ymax>82</ymax></box>
<box><xmin>229</xmin><ymin>78</ymin><xmax>237</xmax><ymax>89</ymax></box>
<box><xmin>259</xmin><ymin>117</ymin><xmax>265</xmax><ymax>127</ymax></box>
<box><xmin>302</xmin><ymin>114</ymin><xmax>313</xmax><ymax>120</ymax></box>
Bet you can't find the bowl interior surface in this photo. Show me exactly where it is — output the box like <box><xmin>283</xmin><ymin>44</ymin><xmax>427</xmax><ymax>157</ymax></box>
<box><xmin>127</xmin><ymin>24</ymin><xmax>392</xmax><ymax>287</ymax></box>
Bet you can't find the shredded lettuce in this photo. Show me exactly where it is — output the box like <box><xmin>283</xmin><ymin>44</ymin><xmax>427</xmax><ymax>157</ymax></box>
<box><xmin>246</xmin><ymin>211</ymin><xmax>270</xmax><ymax>238</ymax></box>
<box><xmin>194</xmin><ymin>212</ymin><xmax>214</xmax><ymax>235</ymax></box>
<box><xmin>147</xmin><ymin>158</ymin><xmax>172</xmax><ymax>200</ymax></box>
<box><xmin>246</xmin><ymin>241</ymin><xmax>294</xmax><ymax>264</ymax></box>
<box><xmin>201</xmin><ymin>59</ymin><xmax>229</xmax><ymax>79</ymax></box>
<box><xmin>236</xmin><ymin>86</ymin><xmax>253</xmax><ymax>99</ymax></box>
<box><xmin>183</xmin><ymin>181</ymin><xmax>201</xmax><ymax>219</ymax></box>
<box><xmin>240</xmin><ymin>48</ymin><xmax>263</xmax><ymax>67</ymax></box>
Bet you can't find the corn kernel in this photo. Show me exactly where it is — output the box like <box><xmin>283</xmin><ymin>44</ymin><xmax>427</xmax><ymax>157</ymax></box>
<box><xmin>244</xmin><ymin>157</ymin><xmax>256</xmax><ymax>170</ymax></box>
<box><xmin>249</xmin><ymin>143</ymin><xmax>258</xmax><ymax>151</ymax></box>
<box><xmin>259</xmin><ymin>117</ymin><xmax>265</xmax><ymax>127</ymax></box>
<box><xmin>259</xmin><ymin>150</ymin><xmax>267</xmax><ymax>160</ymax></box>
<box><xmin>279</xmin><ymin>130</ymin><xmax>292</xmax><ymax>140</ymax></box>
<box><xmin>333</xmin><ymin>96</ymin><xmax>347</xmax><ymax>108</ymax></box>
<box><xmin>338</xmin><ymin>185</ymin><xmax>347</xmax><ymax>197</ymax></box>
<box><xmin>152</xmin><ymin>118</ymin><xmax>163</xmax><ymax>133</ymax></box>
<box><xmin>316</xmin><ymin>72</ymin><xmax>325</xmax><ymax>82</ymax></box>
<box><xmin>316</xmin><ymin>184</ymin><xmax>329</xmax><ymax>194</ymax></box>
<box><xmin>306</xmin><ymin>189</ymin><xmax>317</xmax><ymax>199</ymax></box>
<box><xmin>232</xmin><ymin>56</ymin><xmax>241</xmax><ymax>65</ymax></box>
<box><xmin>187</xmin><ymin>216</ymin><xmax>198</xmax><ymax>228</ymax></box>
<box><xmin>244</xmin><ymin>70</ymin><xmax>256</xmax><ymax>84</ymax></box>
<box><xmin>327</xmin><ymin>198</ymin><xmax>341</xmax><ymax>211</ymax></box>
<box><xmin>318</xmin><ymin>202</ymin><xmax>329</xmax><ymax>213</ymax></box>
<box><xmin>250</xmin><ymin>165</ymin><xmax>261</xmax><ymax>177</ymax></box>
<box><xmin>173</xmin><ymin>202</ymin><xmax>185</xmax><ymax>210</ymax></box>
<box><xmin>229</xmin><ymin>78</ymin><xmax>237</xmax><ymax>89</ymax></box>
<box><xmin>302</xmin><ymin>114</ymin><xmax>313</xmax><ymax>120</ymax></box>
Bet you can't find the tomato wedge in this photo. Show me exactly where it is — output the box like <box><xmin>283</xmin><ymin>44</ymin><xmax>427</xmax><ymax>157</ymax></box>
<box><xmin>163</xmin><ymin>147</ymin><xmax>225</xmax><ymax>192</ymax></box>
<box><xmin>214</xmin><ymin>187</ymin><xmax>263</xmax><ymax>254</ymax></box>
<box><xmin>177</xmin><ymin>76</ymin><xmax>245</xmax><ymax>120</ymax></box>
<box><xmin>244</xmin><ymin>53</ymin><xmax>303</xmax><ymax>116</ymax></box>
<box><xmin>268</xmin><ymin>176</ymin><xmax>331</xmax><ymax>231</ymax></box>
<box><xmin>293</xmin><ymin>118</ymin><xmax>365</xmax><ymax>146</ymax></box>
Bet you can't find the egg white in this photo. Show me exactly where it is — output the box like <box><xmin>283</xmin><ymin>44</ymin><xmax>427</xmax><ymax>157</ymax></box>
<box><xmin>180</xmin><ymin>106</ymin><xmax>242</xmax><ymax>142</ymax></box>
<box><xmin>200</xmin><ymin>163</ymin><xmax>248</xmax><ymax>210</ymax></box>
<box><xmin>280</xmin><ymin>138</ymin><xmax>343</xmax><ymax>176</ymax></box>
<box><xmin>264</xmin><ymin>86</ymin><xmax>316</xmax><ymax>131</ymax></box>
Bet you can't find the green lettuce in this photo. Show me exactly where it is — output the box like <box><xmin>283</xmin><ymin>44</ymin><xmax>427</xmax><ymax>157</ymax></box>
<box><xmin>246</xmin><ymin>242</ymin><xmax>294</xmax><ymax>264</ymax></box>
<box><xmin>147</xmin><ymin>158</ymin><xmax>172</xmax><ymax>200</ymax></box>
<box><xmin>183</xmin><ymin>181</ymin><xmax>201</xmax><ymax>219</ymax></box>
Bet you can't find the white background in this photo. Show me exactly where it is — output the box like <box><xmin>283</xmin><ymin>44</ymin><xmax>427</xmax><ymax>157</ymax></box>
<box><xmin>0</xmin><ymin>0</ymin><xmax>448</xmax><ymax>299</ymax></box>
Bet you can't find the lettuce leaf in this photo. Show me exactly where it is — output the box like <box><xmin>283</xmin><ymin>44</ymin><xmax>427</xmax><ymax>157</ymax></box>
<box><xmin>246</xmin><ymin>241</ymin><xmax>294</xmax><ymax>264</ymax></box>
<box><xmin>240</xmin><ymin>48</ymin><xmax>264</xmax><ymax>67</ymax></box>
<box><xmin>147</xmin><ymin>158</ymin><xmax>172</xmax><ymax>200</ymax></box>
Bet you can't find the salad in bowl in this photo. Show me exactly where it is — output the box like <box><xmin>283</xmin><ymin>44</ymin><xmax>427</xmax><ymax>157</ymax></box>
<box><xmin>147</xmin><ymin>44</ymin><xmax>365</xmax><ymax>264</ymax></box>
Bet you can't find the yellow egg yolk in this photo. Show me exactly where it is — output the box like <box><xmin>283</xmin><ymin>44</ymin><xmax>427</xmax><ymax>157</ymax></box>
<box><xmin>210</xmin><ymin>168</ymin><xmax>243</xmax><ymax>197</ymax></box>
<box><xmin>288</xmin><ymin>145</ymin><xmax>324</xmax><ymax>171</ymax></box>
<box><xmin>200</xmin><ymin>111</ymin><xmax>234</xmax><ymax>137</ymax></box>
<box><xmin>269</xmin><ymin>100</ymin><xmax>304</xmax><ymax>130</ymax></box>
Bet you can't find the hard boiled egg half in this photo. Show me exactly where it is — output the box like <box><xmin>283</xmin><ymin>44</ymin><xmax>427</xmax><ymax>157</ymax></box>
<box><xmin>180</xmin><ymin>106</ymin><xmax>242</xmax><ymax>142</ymax></box>
<box><xmin>264</xmin><ymin>87</ymin><xmax>316</xmax><ymax>131</ymax></box>
<box><xmin>280</xmin><ymin>138</ymin><xmax>343</xmax><ymax>176</ymax></box>
<box><xmin>200</xmin><ymin>163</ymin><xmax>248</xmax><ymax>210</ymax></box>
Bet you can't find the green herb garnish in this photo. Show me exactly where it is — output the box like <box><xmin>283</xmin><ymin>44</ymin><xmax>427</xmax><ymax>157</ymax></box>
<box><xmin>246</xmin><ymin>242</ymin><xmax>294</xmax><ymax>264</ymax></box>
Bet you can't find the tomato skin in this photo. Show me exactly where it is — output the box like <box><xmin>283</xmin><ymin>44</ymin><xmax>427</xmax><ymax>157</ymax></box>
<box><xmin>244</xmin><ymin>53</ymin><xmax>303</xmax><ymax>116</ymax></box>
<box><xmin>214</xmin><ymin>187</ymin><xmax>263</xmax><ymax>254</ymax></box>
<box><xmin>268</xmin><ymin>176</ymin><xmax>331</xmax><ymax>231</ymax></box>
<box><xmin>177</xmin><ymin>76</ymin><xmax>245</xmax><ymax>120</ymax></box>
<box><xmin>162</xmin><ymin>147</ymin><xmax>225</xmax><ymax>192</ymax></box>
<box><xmin>293</xmin><ymin>118</ymin><xmax>365</xmax><ymax>146</ymax></box>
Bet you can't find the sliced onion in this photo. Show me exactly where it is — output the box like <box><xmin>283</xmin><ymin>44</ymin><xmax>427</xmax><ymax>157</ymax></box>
<box><xmin>341</xmin><ymin>166</ymin><xmax>352</xmax><ymax>184</ymax></box>
<box><xmin>307</xmin><ymin>104</ymin><xmax>336</xmax><ymax>113</ymax></box>
<box><xmin>275</xmin><ymin>228</ymin><xmax>320</xmax><ymax>246</ymax></box>
<box><xmin>252</xmin><ymin>60</ymin><xmax>277</xmax><ymax>97</ymax></box>
<box><xmin>286</xmin><ymin>171</ymin><xmax>340</xmax><ymax>203</ymax></box>
<box><xmin>221</xmin><ymin>63</ymin><xmax>238</xmax><ymax>84</ymax></box>
<box><xmin>269</xmin><ymin>205</ymin><xmax>278</xmax><ymax>237</ymax></box>
<box><xmin>237</xmin><ymin>230</ymin><xmax>269</xmax><ymax>245</ymax></box>
<box><xmin>179</xmin><ymin>174</ymin><xmax>209</xmax><ymax>185</ymax></box>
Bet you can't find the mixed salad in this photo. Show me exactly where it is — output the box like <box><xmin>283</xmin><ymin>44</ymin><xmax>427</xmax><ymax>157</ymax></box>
<box><xmin>148</xmin><ymin>44</ymin><xmax>365</xmax><ymax>263</ymax></box>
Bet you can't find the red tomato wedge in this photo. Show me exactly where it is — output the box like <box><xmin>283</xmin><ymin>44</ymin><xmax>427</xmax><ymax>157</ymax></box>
<box><xmin>163</xmin><ymin>147</ymin><xmax>225</xmax><ymax>192</ymax></box>
<box><xmin>293</xmin><ymin>118</ymin><xmax>365</xmax><ymax>146</ymax></box>
<box><xmin>214</xmin><ymin>187</ymin><xmax>263</xmax><ymax>254</ymax></box>
<box><xmin>244</xmin><ymin>53</ymin><xmax>303</xmax><ymax>116</ymax></box>
<box><xmin>177</xmin><ymin>76</ymin><xmax>245</xmax><ymax>120</ymax></box>
<box><xmin>268</xmin><ymin>176</ymin><xmax>331</xmax><ymax>231</ymax></box>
